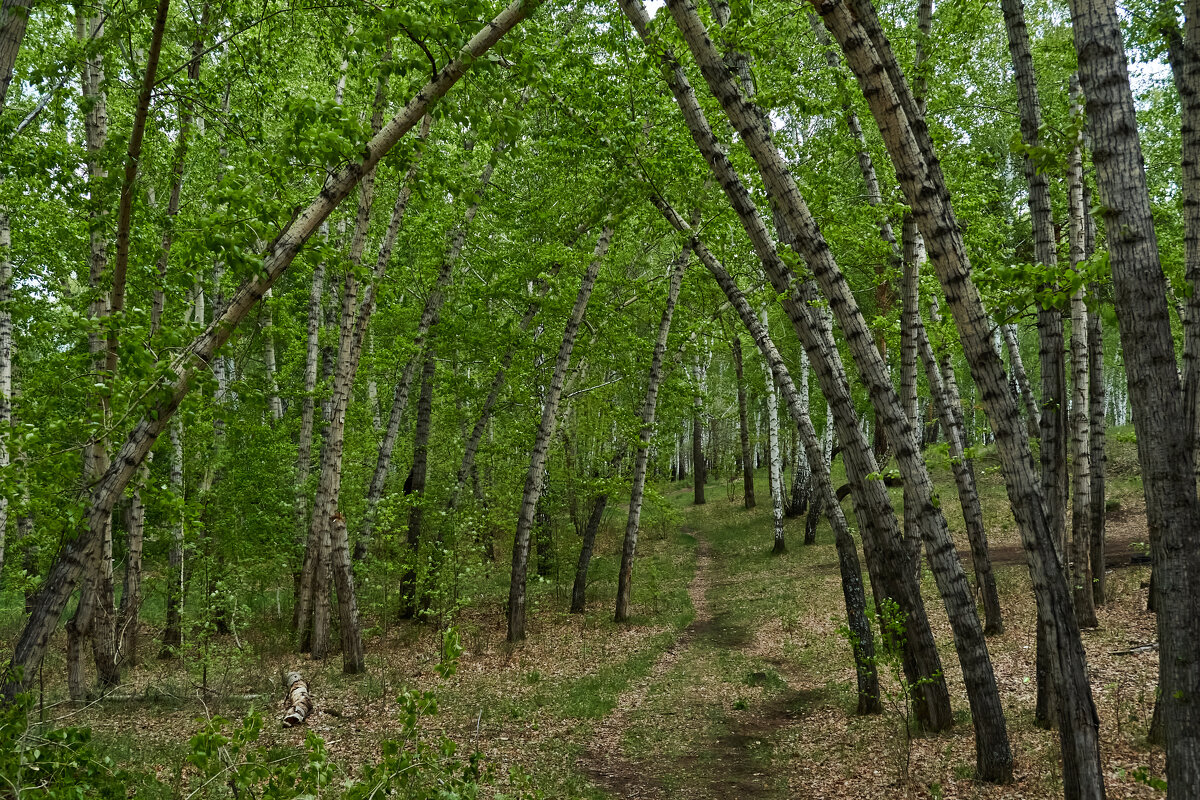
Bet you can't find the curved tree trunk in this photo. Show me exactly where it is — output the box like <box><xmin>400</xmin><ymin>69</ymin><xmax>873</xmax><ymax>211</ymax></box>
<box><xmin>915</xmin><ymin>308</ymin><xmax>1003</xmax><ymax>635</ymax></box>
<box><xmin>1</xmin><ymin>0</ymin><xmax>538</xmax><ymax>699</ymax></box>
<box><xmin>624</xmin><ymin>3</ymin><xmax>950</xmax><ymax>729</ymax></box>
<box><xmin>818</xmin><ymin>0</ymin><xmax>1104</xmax><ymax>793</ymax></box>
<box><xmin>615</xmin><ymin>248</ymin><xmax>687</xmax><ymax>621</ymax></box>
<box><xmin>667</xmin><ymin>1</ymin><xmax>1010</xmax><ymax>778</ymax></box>
<box><xmin>662</xmin><ymin>201</ymin><xmax>880</xmax><ymax>714</ymax></box>
<box><xmin>509</xmin><ymin>226</ymin><xmax>613</xmax><ymax>642</ymax></box>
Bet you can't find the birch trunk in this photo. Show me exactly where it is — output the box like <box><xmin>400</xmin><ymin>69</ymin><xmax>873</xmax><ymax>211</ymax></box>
<box><xmin>1</xmin><ymin>0</ymin><xmax>537</xmax><ymax>698</ymax></box>
<box><xmin>509</xmin><ymin>226</ymin><xmax>613</xmax><ymax>642</ymax></box>
<box><xmin>1164</xmin><ymin>15</ymin><xmax>1200</xmax><ymax>476</ymax></box>
<box><xmin>732</xmin><ymin>338</ymin><xmax>756</xmax><ymax>508</ymax></box>
<box><xmin>614</xmin><ymin>247</ymin><xmax>687</xmax><ymax>621</ymax></box>
<box><xmin>68</xmin><ymin>2</ymin><xmax>120</xmax><ymax>697</ymax></box>
<box><xmin>1072</xmin><ymin>1</ymin><xmax>1200</xmax><ymax>794</ymax></box>
<box><xmin>916</xmin><ymin>312</ymin><xmax>1003</xmax><ymax>635</ymax></box>
<box><xmin>299</xmin><ymin>64</ymin><xmax>396</xmax><ymax>665</ymax></box>
<box><xmin>446</xmin><ymin>250</ymin><xmax>577</xmax><ymax>514</ymax></box>
<box><xmin>760</xmin><ymin>310</ymin><xmax>786</xmax><ymax>555</ymax></box>
<box><xmin>399</xmin><ymin>349</ymin><xmax>436</xmax><ymax>619</ymax></box>
<box><xmin>786</xmin><ymin>347</ymin><xmax>811</xmax><ymax>521</ymax></box>
<box><xmin>1001</xmin><ymin>321</ymin><xmax>1041</xmax><ymax>440</ymax></box>
<box><xmin>263</xmin><ymin>289</ymin><xmax>283</xmax><ymax>423</ymax></box>
<box><xmin>900</xmin><ymin>215</ymin><xmax>920</xmax><ymax>428</ymax></box>
<box><xmin>0</xmin><ymin>0</ymin><xmax>31</xmax><ymax>110</ymax></box>
<box><xmin>359</xmin><ymin>123</ymin><xmax>491</xmax><ymax>554</ymax></box>
<box><xmin>667</xmin><ymin>1</ymin><xmax>1010</xmax><ymax>776</ymax></box>
<box><xmin>1088</xmin><ymin>272</ymin><xmax>1107</xmax><ymax>605</ymax></box>
<box><xmin>818</xmin><ymin>0</ymin><xmax>1104</xmax><ymax>793</ymax></box>
<box><xmin>663</xmin><ymin>203</ymin><xmax>880</xmax><ymax>713</ymax></box>
<box><xmin>692</xmin><ymin>360</ymin><xmax>706</xmax><ymax>505</ymax></box>
<box><xmin>623</xmin><ymin>4</ymin><xmax>950</xmax><ymax>727</ymax></box>
<box><xmin>1067</xmin><ymin>74</ymin><xmax>1097</xmax><ymax>629</ymax></box>
<box><xmin>160</xmin><ymin>418</ymin><xmax>185</xmax><ymax>654</ymax></box>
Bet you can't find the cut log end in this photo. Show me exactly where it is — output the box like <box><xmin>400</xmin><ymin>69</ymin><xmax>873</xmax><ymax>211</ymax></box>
<box><xmin>282</xmin><ymin>671</ymin><xmax>313</xmax><ymax>728</ymax></box>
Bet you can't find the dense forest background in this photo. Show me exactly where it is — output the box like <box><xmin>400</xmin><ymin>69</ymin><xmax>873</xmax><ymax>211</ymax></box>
<box><xmin>0</xmin><ymin>0</ymin><xmax>1196</xmax><ymax>797</ymax></box>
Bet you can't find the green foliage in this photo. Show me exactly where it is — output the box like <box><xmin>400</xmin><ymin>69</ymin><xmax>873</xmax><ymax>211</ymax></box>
<box><xmin>0</xmin><ymin>694</ymin><xmax>131</xmax><ymax>799</ymax></box>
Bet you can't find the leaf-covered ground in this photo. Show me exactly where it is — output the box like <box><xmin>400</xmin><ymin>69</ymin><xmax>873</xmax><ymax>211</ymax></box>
<box><xmin>4</xmin><ymin>429</ymin><xmax>1166</xmax><ymax>798</ymax></box>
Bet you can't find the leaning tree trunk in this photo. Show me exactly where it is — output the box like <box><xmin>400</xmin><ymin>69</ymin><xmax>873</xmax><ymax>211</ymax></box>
<box><xmin>1072</xmin><ymin>2</ymin><xmax>1200</xmax><ymax>795</ymax></box>
<box><xmin>760</xmin><ymin>310</ymin><xmax>786</xmax><ymax>555</ymax></box>
<box><xmin>915</xmin><ymin>305</ymin><xmax>1003</xmax><ymax>635</ymax></box>
<box><xmin>623</xmin><ymin>5</ymin><xmax>950</xmax><ymax>729</ymax></box>
<box><xmin>298</xmin><ymin>65</ymin><xmax>393</xmax><ymax>659</ymax></box>
<box><xmin>571</xmin><ymin>446</ymin><xmax>626</xmax><ymax>613</ymax></box>
<box><xmin>509</xmin><ymin>226</ymin><xmax>613</xmax><ymax>642</ymax></box>
<box><xmin>1</xmin><ymin>0</ymin><xmax>539</xmax><ymax>699</ymax></box>
<box><xmin>1000</xmin><ymin>0</ymin><xmax>1072</xmax><ymax>727</ymax></box>
<box><xmin>614</xmin><ymin>247</ymin><xmax>687</xmax><ymax>622</ymax></box>
<box><xmin>668</xmin><ymin>0</ymin><xmax>1010</xmax><ymax>779</ymax></box>
<box><xmin>1067</xmin><ymin>74</ymin><xmax>1097</xmax><ymax>629</ymax></box>
<box><xmin>1001</xmin><ymin>321</ymin><xmax>1041</xmax><ymax>440</ymax></box>
<box><xmin>731</xmin><ymin>336</ymin><xmax>756</xmax><ymax>509</ymax></box>
<box><xmin>818</xmin><ymin>0</ymin><xmax>1105</xmax><ymax>794</ymax></box>
<box><xmin>660</xmin><ymin>199</ymin><xmax>880</xmax><ymax>714</ymax></box>
<box><xmin>399</xmin><ymin>348</ymin><xmax>436</xmax><ymax>619</ymax></box>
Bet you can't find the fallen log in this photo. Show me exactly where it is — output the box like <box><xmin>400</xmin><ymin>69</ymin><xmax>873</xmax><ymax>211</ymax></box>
<box><xmin>282</xmin><ymin>672</ymin><xmax>313</xmax><ymax>727</ymax></box>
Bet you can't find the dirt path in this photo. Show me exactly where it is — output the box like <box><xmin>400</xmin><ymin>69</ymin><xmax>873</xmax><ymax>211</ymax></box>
<box><xmin>578</xmin><ymin>531</ymin><xmax>715</xmax><ymax>798</ymax></box>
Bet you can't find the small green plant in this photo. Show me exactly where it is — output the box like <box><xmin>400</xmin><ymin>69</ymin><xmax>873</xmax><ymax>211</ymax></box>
<box><xmin>0</xmin><ymin>692</ymin><xmax>132</xmax><ymax>799</ymax></box>
<box><xmin>839</xmin><ymin>598</ymin><xmax>939</xmax><ymax>786</ymax></box>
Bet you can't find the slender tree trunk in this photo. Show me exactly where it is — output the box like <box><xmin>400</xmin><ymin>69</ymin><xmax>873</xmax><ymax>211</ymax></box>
<box><xmin>1164</xmin><ymin>14</ymin><xmax>1200</xmax><ymax>480</ymax></box>
<box><xmin>615</xmin><ymin>247</ymin><xmax>687</xmax><ymax>621</ymax></box>
<box><xmin>786</xmin><ymin>348</ymin><xmax>812</xmax><ymax>521</ymax></box>
<box><xmin>399</xmin><ymin>348</ymin><xmax>436</xmax><ymax>619</ymax></box>
<box><xmin>509</xmin><ymin>226</ymin><xmax>613</xmax><ymax>642</ymax></box>
<box><xmin>624</xmin><ymin>9</ymin><xmax>950</xmax><ymax>729</ymax></box>
<box><xmin>667</xmin><ymin>1</ymin><xmax>1010</xmax><ymax>778</ymax></box>
<box><xmin>733</xmin><ymin>336</ymin><xmax>756</xmax><ymax>510</ymax></box>
<box><xmin>692</xmin><ymin>361</ymin><xmax>706</xmax><ymax>505</ymax></box>
<box><xmin>818</xmin><ymin>1</ymin><xmax>1104</xmax><ymax>793</ymax></box>
<box><xmin>916</xmin><ymin>307</ymin><xmax>1003</xmax><ymax>635</ymax></box>
<box><xmin>571</xmin><ymin>446</ymin><xmax>625</xmax><ymax>613</ymax></box>
<box><xmin>761</xmin><ymin>310</ymin><xmax>786</xmax><ymax>554</ymax></box>
<box><xmin>2</xmin><ymin>0</ymin><xmax>538</xmax><ymax>699</ymax></box>
<box><xmin>1072</xmin><ymin>2</ymin><xmax>1200</xmax><ymax>795</ymax></box>
<box><xmin>662</xmin><ymin>203</ymin><xmax>880</xmax><ymax>713</ymax></box>
<box><xmin>160</xmin><ymin>418</ymin><xmax>185</xmax><ymax>655</ymax></box>
<box><xmin>1001</xmin><ymin>321</ymin><xmax>1041</xmax><ymax>440</ymax></box>
<box><xmin>263</xmin><ymin>289</ymin><xmax>283</xmax><ymax>423</ymax></box>
<box><xmin>1088</xmin><ymin>272</ymin><xmax>1107</xmax><ymax>603</ymax></box>
<box><xmin>69</xmin><ymin>2</ymin><xmax>120</xmax><ymax>697</ymax></box>
<box><xmin>900</xmin><ymin>215</ymin><xmax>920</xmax><ymax>429</ymax></box>
<box><xmin>1068</xmin><ymin>74</ymin><xmax>1098</xmax><ymax>629</ymax></box>
<box><xmin>999</xmin><ymin>0</ymin><xmax>1073</xmax><ymax>728</ymax></box>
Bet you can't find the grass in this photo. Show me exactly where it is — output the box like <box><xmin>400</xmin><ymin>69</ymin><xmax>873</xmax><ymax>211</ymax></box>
<box><xmin>0</xmin><ymin>427</ymin><xmax>1169</xmax><ymax>798</ymax></box>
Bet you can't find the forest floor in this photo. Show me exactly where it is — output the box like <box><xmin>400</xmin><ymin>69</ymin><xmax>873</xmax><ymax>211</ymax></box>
<box><xmin>2</xmin><ymin>431</ymin><xmax>1169</xmax><ymax>799</ymax></box>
